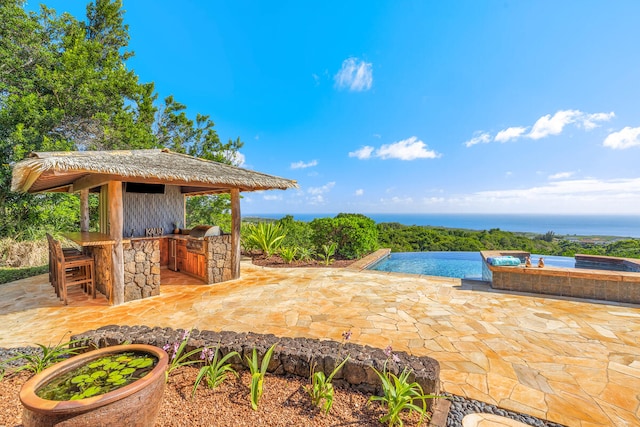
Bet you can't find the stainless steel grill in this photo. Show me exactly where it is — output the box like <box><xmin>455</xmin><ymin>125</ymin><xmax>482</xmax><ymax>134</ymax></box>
<box><xmin>188</xmin><ymin>225</ymin><xmax>221</xmax><ymax>238</ymax></box>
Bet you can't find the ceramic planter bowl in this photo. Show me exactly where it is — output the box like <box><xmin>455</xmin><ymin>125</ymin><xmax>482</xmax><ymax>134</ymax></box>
<box><xmin>20</xmin><ymin>344</ymin><xmax>168</xmax><ymax>427</ymax></box>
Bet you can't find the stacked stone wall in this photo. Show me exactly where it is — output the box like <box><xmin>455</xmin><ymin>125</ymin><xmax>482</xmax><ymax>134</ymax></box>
<box><xmin>123</xmin><ymin>239</ymin><xmax>160</xmax><ymax>301</ymax></box>
<box><xmin>205</xmin><ymin>235</ymin><xmax>232</xmax><ymax>284</ymax></box>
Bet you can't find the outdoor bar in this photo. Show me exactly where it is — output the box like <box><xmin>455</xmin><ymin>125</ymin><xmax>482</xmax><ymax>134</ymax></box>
<box><xmin>11</xmin><ymin>149</ymin><xmax>297</xmax><ymax>305</ymax></box>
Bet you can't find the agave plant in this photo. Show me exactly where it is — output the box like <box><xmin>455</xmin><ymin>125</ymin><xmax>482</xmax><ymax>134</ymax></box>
<box><xmin>242</xmin><ymin>222</ymin><xmax>286</xmax><ymax>257</ymax></box>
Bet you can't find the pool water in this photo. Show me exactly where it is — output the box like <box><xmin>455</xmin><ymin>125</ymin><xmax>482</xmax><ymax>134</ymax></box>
<box><xmin>367</xmin><ymin>252</ymin><xmax>575</xmax><ymax>279</ymax></box>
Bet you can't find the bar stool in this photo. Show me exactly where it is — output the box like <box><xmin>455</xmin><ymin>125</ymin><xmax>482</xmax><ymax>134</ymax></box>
<box><xmin>50</xmin><ymin>237</ymin><xmax>96</xmax><ymax>305</ymax></box>
<box><xmin>46</xmin><ymin>234</ymin><xmax>84</xmax><ymax>297</ymax></box>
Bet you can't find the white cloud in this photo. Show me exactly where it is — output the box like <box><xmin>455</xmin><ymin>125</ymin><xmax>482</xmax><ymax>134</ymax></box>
<box><xmin>464</xmin><ymin>132</ymin><xmax>491</xmax><ymax>147</ymax></box>
<box><xmin>291</xmin><ymin>159</ymin><xmax>318</xmax><ymax>169</ymax></box>
<box><xmin>495</xmin><ymin>126</ymin><xmax>527</xmax><ymax>143</ymax></box>
<box><xmin>548</xmin><ymin>171</ymin><xmax>575</xmax><ymax>180</ymax></box>
<box><xmin>372</xmin><ymin>133</ymin><xmax>382</xmax><ymax>139</ymax></box>
<box><xmin>334</xmin><ymin>57</ymin><xmax>373</xmax><ymax>92</ymax></box>
<box><xmin>378</xmin><ymin>196</ymin><xmax>414</xmax><ymax>205</ymax></box>
<box><xmin>263</xmin><ymin>194</ymin><xmax>282</xmax><ymax>201</ymax></box>
<box><xmin>307</xmin><ymin>181</ymin><xmax>335</xmax><ymax>195</ymax></box>
<box><xmin>349</xmin><ymin>146</ymin><xmax>375</xmax><ymax>159</ymax></box>
<box><xmin>308</xmin><ymin>195</ymin><xmax>325</xmax><ymax>205</ymax></box>
<box><xmin>443</xmin><ymin>177</ymin><xmax>640</xmax><ymax>214</ymax></box>
<box><xmin>581</xmin><ymin>112</ymin><xmax>615</xmax><ymax>130</ymax></box>
<box><xmin>464</xmin><ymin>109</ymin><xmax>615</xmax><ymax>146</ymax></box>
<box><xmin>528</xmin><ymin>110</ymin><xmax>581</xmax><ymax>140</ymax></box>
<box><xmin>376</xmin><ymin>137</ymin><xmax>441</xmax><ymax>160</ymax></box>
<box><xmin>224</xmin><ymin>150</ymin><xmax>245</xmax><ymax>166</ymax></box>
<box><xmin>603</xmin><ymin>126</ymin><xmax>640</xmax><ymax>149</ymax></box>
<box><xmin>355</xmin><ymin>189</ymin><xmax>364</xmax><ymax>196</ymax></box>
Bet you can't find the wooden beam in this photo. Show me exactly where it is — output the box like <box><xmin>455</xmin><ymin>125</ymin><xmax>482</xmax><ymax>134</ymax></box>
<box><xmin>72</xmin><ymin>173</ymin><xmax>118</xmax><ymax>192</ymax></box>
<box><xmin>108</xmin><ymin>181</ymin><xmax>124</xmax><ymax>305</ymax></box>
<box><xmin>79</xmin><ymin>189</ymin><xmax>89</xmax><ymax>232</ymax></box>
<box><xmin>230</xmin><ymin>188</ymin><xmax>241</xmax><ymax>279</ymax></box>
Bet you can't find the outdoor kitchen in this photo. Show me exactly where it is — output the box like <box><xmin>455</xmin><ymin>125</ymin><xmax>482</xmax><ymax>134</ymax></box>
<box><xmin>10</xmin><ymin>149</ymin><xmax>297</xmax><ymax>305</ymax></box>
<box><xmin>118</xmin><ymin>182</ymin><xmax>233</xmax><ymax>302</ymax></box>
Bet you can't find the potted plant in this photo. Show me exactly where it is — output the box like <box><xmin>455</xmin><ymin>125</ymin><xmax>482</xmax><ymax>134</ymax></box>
<box><xmin>20</xmin><ymin>344</ymin><xmax>168</xmax><ymax>427</ymax></box>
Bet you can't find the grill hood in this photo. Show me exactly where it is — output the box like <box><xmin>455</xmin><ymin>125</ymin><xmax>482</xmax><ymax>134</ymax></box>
<box><xmin>189</xmin><ymin>225</ymin><xmax>221</xmax><ymax>238</ymax></box>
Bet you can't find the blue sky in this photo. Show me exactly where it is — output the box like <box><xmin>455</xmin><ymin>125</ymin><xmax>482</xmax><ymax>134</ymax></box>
<box><xmin>30</xmin><ymin>1</ymin><xmax>640</xmax><ymax>215</ymax></box>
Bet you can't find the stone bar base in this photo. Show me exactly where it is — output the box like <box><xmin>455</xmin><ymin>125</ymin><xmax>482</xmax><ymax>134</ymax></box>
<box><xmin>123</xmin><ymin>239</ymin><xmax>160</xmax><ymax>302</ymax></box>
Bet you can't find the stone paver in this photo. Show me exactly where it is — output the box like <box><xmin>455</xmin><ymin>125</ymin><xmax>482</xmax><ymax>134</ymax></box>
<box><xmin>1</xmin><ymin>263</ymin><xmax>639</xmax><ymax>426</ymax></box>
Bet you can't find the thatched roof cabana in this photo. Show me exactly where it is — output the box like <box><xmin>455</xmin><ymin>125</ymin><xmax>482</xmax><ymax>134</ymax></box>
<box><xmin>11</xmin><ymin>148</ymin><xmax>297</xmax><ymax>194</ymax></box>
<box><xmin>10</xmin><ymin>149</ymin><xmax>297</xmax><ymax>305</ymax></box>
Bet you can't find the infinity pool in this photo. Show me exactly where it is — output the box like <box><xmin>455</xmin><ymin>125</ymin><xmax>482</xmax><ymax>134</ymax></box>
<box><xmin>367</xmin><ymin>251</ymin><xmax>575</xmax><ymax>279</ymax></box>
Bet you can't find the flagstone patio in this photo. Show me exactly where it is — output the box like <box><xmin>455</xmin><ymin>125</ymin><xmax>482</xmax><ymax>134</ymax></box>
<box><xmin>1</xmin><ymin>262</ymin><xmax>638</xmax><ymax>426</ymax></box>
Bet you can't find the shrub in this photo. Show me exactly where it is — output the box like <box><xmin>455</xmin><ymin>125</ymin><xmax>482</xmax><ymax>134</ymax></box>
<box><xmin>277</xmin><ymin>215</ymin><xmax>313</xmax><ymax>249</ymax></box>
<box><xmin>310</xmin><ymin>214</ymin><xmax>378</xmax><ymax>259</ymax></box>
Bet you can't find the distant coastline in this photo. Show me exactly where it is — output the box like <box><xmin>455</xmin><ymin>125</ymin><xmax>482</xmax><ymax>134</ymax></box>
<box><xmin>243</xmin><ymin>213</ymin><xmax>640</xmax><ymax>238</ymax></box>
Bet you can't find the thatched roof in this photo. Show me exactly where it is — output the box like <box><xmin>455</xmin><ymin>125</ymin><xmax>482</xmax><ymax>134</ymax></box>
<box><xmin>11</xmin><ymin>149</ymin><xmax>298</xmax><ymax>195</ymax></box>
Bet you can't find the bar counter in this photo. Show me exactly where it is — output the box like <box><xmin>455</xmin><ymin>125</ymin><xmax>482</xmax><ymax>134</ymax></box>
<box><xmin>62</xmin><ymin>231</ymin><xmax>115</xmax><ymax>247</ymax></box>
<box><xmin>62</xmin><ymin>232</ymin><xmax>114</xmax><ymax>303</ymax></box>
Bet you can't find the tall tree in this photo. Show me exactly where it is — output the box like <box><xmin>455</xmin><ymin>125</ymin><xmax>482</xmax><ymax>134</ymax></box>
<box><xmin>154</xmin><ymin>96</ymin><xmax>244</xmax><ymax>229</ymax></box>
<box><xmin>0</xmin><ymin>0</ymin><xmax>243</xmax><ymax>239</ymax></box>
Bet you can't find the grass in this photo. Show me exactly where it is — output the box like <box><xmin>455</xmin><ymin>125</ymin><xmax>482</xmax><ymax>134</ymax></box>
<box><xmin>0</xmin><ymin>265</ymin><xmax>48</xmax><ymax>285</ymax></box>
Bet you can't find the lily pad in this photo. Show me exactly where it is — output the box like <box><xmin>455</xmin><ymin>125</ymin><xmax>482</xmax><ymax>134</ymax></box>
<box><xmin>71</xmin><ymin>374</ymin><xmax>90</xmax><ymax>384</ymax></box>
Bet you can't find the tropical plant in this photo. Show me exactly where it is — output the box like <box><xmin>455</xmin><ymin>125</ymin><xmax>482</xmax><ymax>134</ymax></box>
<box><xmin>191</xmin><ymin>347</ymin><xmax>239</xmax><ymax>397</ymax></box>
<box><xmin>296</xmin><ymin>247</ymin><xmax>315</xmax><ymax>262</ymax></box>
<box><xmin>317</xmin><ymin>243</ymin><xmax>337</xmax><ymax>266</ymax></box>
<box><xmin>162</xmin><ymin>329</ymin><xmax>204</xmax><ymax>381</ymax></box>
<box><xmin>305</xmin><ymin>356</ymin><xmax>349</xmax><ymax>415</ymax></box>
<box><xmin>278</xmin><ymin>246</ymin><xmax>297</xmax><ymax>263</ymax></box>
<box><xmin>9</xmin><ymin>338</ymin><xmax>85</xmax><ymax>375</ymax></box>
<box><xmin>246</xmin><ymin>343</ymin><xmax>277</xmax><ymax>410</ymax></box>
<box><xmin>369</xmin><ymin>366</ymin><xmax>437</xmax><ymax>427</ymax></box>
<box><xmin>242</xmin><ymin>223</ymin><xmax>286</xmax><ymax>257</ymax></box>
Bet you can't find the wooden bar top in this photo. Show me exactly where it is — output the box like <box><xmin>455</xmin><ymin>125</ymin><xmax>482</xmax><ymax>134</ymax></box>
<box><xmin>62</xmin><ymin>231</ymin><xmax>115</xmax><ymax>247</ymax></box>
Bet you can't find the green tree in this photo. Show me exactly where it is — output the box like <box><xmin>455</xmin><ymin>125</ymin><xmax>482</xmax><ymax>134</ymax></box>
<box><xmin>154</xmin><ymin>95</ymin><xmax>244</xmax><ymax>229</ymax></box>
<box><xmin>0</xmin><ymin>0</ymin><xmax>243</xmax><ymax>239</ymax></box>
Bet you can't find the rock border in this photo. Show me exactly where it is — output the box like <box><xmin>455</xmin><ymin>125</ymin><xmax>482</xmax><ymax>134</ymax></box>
<box><xmin>71</xmin><ymin>325</ymin><xmax>441</xmax><ymax>413</ymax></box>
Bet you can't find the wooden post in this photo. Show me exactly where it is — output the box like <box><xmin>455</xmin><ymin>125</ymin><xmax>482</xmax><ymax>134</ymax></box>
<box><xmin>230</xmin><ymin>188</ymin><xmax>241</xmax><ymax>279</ymax></box>
<box><xmin>108</xmin><ymin>181</ymin><xmax>124</xmax><ymax>305</ymax></box>
<box><xmin>80</xmin><ymin>189</ymin><xmax>90</xmax><ymax>232</ymax></box>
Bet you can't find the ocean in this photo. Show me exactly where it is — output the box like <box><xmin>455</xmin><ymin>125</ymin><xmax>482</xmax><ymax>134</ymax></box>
<box><xmin>244</xmin><ymin>213</ymin><xmax>640</xmax><ymax>238</ymax></box>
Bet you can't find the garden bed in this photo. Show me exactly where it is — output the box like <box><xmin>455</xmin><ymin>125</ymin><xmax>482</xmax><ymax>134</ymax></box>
<box><xmin>249</xmin><ymin>254</ymin><xmax>356</xmax><ymax>269</ymax></box>
<box><xmin>0</xmin><ymin>369</ymin><xmax>431</xmax><ymax>426</ymax></box>
<box><xmin>0</xmin><ymin>327</ymin><xmax>445</xmax><ymax>426</ymax></box>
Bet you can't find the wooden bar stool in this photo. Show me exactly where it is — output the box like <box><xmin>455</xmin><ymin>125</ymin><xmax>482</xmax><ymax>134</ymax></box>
<box><xmin>51</xmin><ymin>237</ymin><xmax>96</xmax><ymax>305</ymax></box>
<box><xmin>46</xmin><ymin>234</ymin><xmax>84</xmax><ymax>297</ymax></box>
